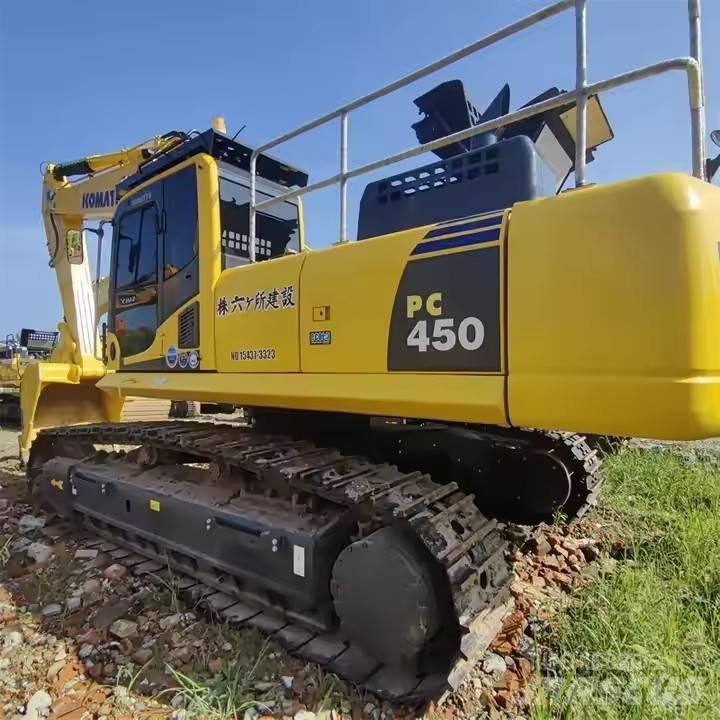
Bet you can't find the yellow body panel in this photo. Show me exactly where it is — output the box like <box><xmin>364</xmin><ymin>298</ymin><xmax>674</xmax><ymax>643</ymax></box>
<box><xmin>95</xmin><ymin>165</ymin><xmax>720</xmax><ymax>442</ymax></box>
<box><xmin>508</xmin><ymin>173</ymin><xmax>720</xmax><ymax>439</ymax></box>
<box><xmin>215</xmin><ymin>253</ymin><xmax>305</xmax><ymax>372</ymax></box>
<box><xmin>98</xmin><ymin>371</ymin><xmax>508</xmax><ymax>425</ymax></box>
<box><xmin>19</xmin><ymin>360</ymin><xmax>123</xmax><ymax>454</ymax></box>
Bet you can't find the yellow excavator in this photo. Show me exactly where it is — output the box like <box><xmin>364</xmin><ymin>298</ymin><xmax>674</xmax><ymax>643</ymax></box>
<box><xmin>20</xmin><ymin>0</ymin><xmax>720</xmax><ymax>702</ymax></box>
<box><xmin>0</xmin><ymin>330</ymin><xmax>58</xmax><ymax>423</ymax></box>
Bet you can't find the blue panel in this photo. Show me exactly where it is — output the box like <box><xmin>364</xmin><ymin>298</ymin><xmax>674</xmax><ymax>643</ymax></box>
<box><xmin>424</xmin><ymin>214</ymin><xmax>502</xmax><ymax>238</ymax></box>
<box><xmin>411</xmin><ymin>227</ymin><xmax>500</xmax><ymax>255</ymax></box>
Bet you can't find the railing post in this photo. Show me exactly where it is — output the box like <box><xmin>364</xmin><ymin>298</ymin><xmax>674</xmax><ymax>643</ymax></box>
<box><xmin>249</xmin><ymin>154</ymin><xmax>257</xmax><ymax>262</ymax></box>
<box><xmin>688</xmin><ymin>0</ymin><xmax>706</xmax><ymax>180</ymax></box>
<box><xmin>574</xmin><ymin>0</ymin><xmax>588</xmax><ymax>187</ymax></box>
<box><xmin>339</xmin><ymin>111</ymin><xmax>349</xmax><ymax>242</ymax></box>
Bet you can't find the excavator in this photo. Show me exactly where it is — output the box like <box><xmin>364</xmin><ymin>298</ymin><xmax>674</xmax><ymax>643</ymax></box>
<box><xmin>0</xmin><ymin>329</ymin><xmax>58</xmax><ymax>423</ymax></box>
<box><xmin>19</xmin><ymin>2</ymin><xmax>720</xmax><ymax>703</ymax></box>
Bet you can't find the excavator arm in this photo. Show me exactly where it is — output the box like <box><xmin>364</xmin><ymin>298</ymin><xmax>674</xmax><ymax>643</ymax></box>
<box><xmin>20</xmin><ymin>132</ymin><xmax>185</xmax><ymax>456</ymax></box>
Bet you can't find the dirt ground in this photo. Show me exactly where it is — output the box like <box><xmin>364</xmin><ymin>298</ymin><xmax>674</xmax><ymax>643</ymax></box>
<box><xmin>0</xmin><ymin>426</ymin><xmax>610</xmax><ymax>720</ymax></box>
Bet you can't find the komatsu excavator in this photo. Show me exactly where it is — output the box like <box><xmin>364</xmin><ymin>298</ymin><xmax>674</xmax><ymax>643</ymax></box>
<box><xmin>20</xmin><ymin>0</ymin><xmax>720</xmax><ymax>703</ymax></box>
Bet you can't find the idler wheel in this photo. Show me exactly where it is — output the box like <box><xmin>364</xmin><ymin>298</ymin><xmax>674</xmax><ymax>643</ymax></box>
<box><xmin>330</xmin><ymin>525</ymin><xmax>443</xmax><ymax>665</ymax></box>
<box><xmin>505</xmin><ymin>449</ymin><xmax>572</xmax><ymax>519</ymax></box>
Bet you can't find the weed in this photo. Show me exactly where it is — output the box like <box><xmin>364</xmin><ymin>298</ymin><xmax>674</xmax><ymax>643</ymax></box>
<box><xmin>164</xmin><ymin>637</ymin><xmax>274</xmax><ymax>720</ymax></box>
<box><xmin>0</xmin><ymin>534</ymin><xmax>12</xmax><ymax>566</ymax></box>
<box><xmin>531</xmin><ymin>444</ymin><xmax>720</xmax><ymax>720</ymax></box>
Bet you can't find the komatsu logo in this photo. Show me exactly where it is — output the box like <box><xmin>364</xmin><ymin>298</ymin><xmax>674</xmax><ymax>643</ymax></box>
<box><xmin>82</xmin><ymin>189</ymin><xmax>116</xmax><ymax>209</ymax></box>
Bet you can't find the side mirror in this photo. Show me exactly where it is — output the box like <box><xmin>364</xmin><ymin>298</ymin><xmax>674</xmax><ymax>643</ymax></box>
<box><xmin>65</xmin><ymin>230</ymin><xmax>84</xmax><ymax>264</ymax></box>
<box><xmin>707</xmin><ymin>130</ymin><xmax>720</xmax><ymax>182</ymax></box>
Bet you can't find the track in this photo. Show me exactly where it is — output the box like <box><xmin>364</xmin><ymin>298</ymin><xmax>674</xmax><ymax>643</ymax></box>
<box><xmin>28</xmin><ymin>421</ymin><xmax>514</xmax><ymax>703</ymax></box>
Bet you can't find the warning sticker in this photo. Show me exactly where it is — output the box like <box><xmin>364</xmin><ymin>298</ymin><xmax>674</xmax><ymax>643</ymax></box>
<box><xmin>293</xmin><ymin>544</ymin><xmax>306</xmax><ymax>578</ymax></box>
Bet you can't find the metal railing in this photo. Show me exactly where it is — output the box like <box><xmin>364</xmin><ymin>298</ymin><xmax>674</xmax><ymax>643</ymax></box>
<box><xmin>248</xmin><ymin>0</ymin><xmax>706</xmax><ymax>257</ymax></box>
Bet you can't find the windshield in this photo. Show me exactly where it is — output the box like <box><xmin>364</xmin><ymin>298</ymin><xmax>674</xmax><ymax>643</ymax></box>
<box><xmin>219</xmin><ymin>175</ymin><xmax>300</xmax><ymax>268</ymax></box>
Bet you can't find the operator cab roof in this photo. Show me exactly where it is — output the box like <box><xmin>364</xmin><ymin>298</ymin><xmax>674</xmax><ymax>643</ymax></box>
<box><xmin>117</xmin><ymin>128</ymin><xmax>309</xmax><ymax>196</ymax></box>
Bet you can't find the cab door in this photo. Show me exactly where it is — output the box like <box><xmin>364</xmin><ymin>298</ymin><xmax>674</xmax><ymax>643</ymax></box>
<box><xmin>109</xmin><ymin>165</ymin><xmax>200</xmax><ymax>371</ymax></box>
<box><xmin>109</xmin><ymin>192</ymin><xmax>162</xmax><ymax>369</ymax></box>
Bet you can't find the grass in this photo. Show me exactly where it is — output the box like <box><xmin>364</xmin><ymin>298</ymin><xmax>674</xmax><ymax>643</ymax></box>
<box><xmin>530</xmin><ymin>444</ymin><xmax>720</xmax><ymax>720</ymax></box>
<box><xmin>163</xmin><ymin>635</ymin><xmax>275</xmax><ymax>720</ymax></box>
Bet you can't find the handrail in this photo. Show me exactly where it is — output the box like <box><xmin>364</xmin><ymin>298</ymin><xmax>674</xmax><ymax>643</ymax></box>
<box><xmin>248</xmin><ymin>0</ymin><xmax>706</xmax><ymax>256</ymax></box>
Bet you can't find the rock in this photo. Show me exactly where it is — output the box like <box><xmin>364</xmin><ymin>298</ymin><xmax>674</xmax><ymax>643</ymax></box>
<box><xmin>76</xmin><ymin>628</ymin><xmax>101</xmax><ymax>645</ymax></box>
<box><xmin>109</xmin><ymin>618</ymin><xmax>138</xmax><ymax>639</ymax></box>
<box><xmin>207</xmin><ymin>657</ymin><xmax>223</xmax><ymax>674</ymax></box>
<box><xmin>530</xmin><ymin>574</ymin><xmax>546</xmax><ymax>589</ymax></box>
<box><xmin>26</xmin><ymin>542</ymin><xmax>54</xmax><ymax>564</ymax></box>
<box><xmin>494</xmin><ymin>669</ymin><xmax>522</xmax><ymax>694</ymax></box>
<box><xmin>0</xmin><ymin>498</ymin><xmax>9</xmax><ymax>511</ymax></box>
<box><xmin>159</xmin><ymin>613</ymin><xmax>182</xmax><ymax>631</ymax></box>
<box><xmin>244</xmin><ymin>708</ymin><xmax>259</xmax><ymax>720</ymax></box>
<box><xmin>103</xmin><ymin>563</ymin><xmax>127</xmax><ymax>581</ymax></box>
<box><xmin>50</xmin><ymin>697</ymin><xmax>83</xmax><ymax>718</ymax></box>
<box><xmin>47</xmin><ymin>659</ymin><xmax>66</xmax><ymax>680</ymax></box>
<box><xmin>522</xmin><ymin>536</ymin><xmax>551</xmax><ymax>557</ymax></box>
<box><xmin>11</xmin><ymin>536</ymin><xmax>31</xmax><ymax>552</ymax></box>
<box><xmin>25</xmin><ymin>690</ymin><xmax>52</xmax><ymax>720</ymax></box>
<box><xmin>540</xmin><ymin>555</ymin><xmax>564</xmax><ymax>571</ymax></box>
<box><xmin>363</xmin><ymin>704</ymin><xmax>376</xmax><ymax>716</ymax></box>
<box><xmin>81</xmin><ymin>579</ymin><xmax>102</xmax><ymax>595</ymax></box>
<box><xmin>74</xmin><ymin>548</ymin><xmax>99</xmax><ymax>560</ymax></box>
<box><xmin>88</xmin><ymin>662</ymin><xmax>104</xmax><ymax>680</ymax></box>
<box><xmin>66</xmin><ymin>596</ymin><xmax>82</xmax><ymax>612</ymax></box>
<box><xmin>79</xmin><ymin>643</ymin><xmax>95</xmax><ymax>659</ymax></box>
<box><xmin>42</xmin><ymin>603</ymin><xmax>63</xmax><ymax>617</ymax></box>
<box><xmin>581</xmin><ymin>543</ymin><xmax>600</xmax><ymax>561</ymax></box>
<box><xmin>281</xmin><ymin>675</ymin><xmax>294</xmax><ymax>689</ymax></box>
<box><xmin>4</xmin><ymin>630</ymin><xmax>23</xmax><ymax>648</ymax></box>
<box><xmin>132</xmin><ymin>647</ymin><xmax>153</xmax><ymax>665</ymax></box>
<box><xmin>295</xmin><ymin>712</ymin><xmax>316</xmax><ymax>720</ymax></box>
<box><xmin>18</xmin><ymin>514</ymin><xmax>46</xmax><ymax>533</ymax></box>
<box><xmin>482</xmin><ymin>653</ymin><xmax>507</xmax><ymax>676</ymax></box>
<box><xmin>516</xmin><ymin>656</ymin><xmax>533</xmax><ymax>679</ymax></box>
<box><xmin>93</xmin><ymin>600</ymin><xmax>131</xmax><ymax>629</ymax></box>
<box><xmin>494</xmin><ymin>688</ymin><xmax>515</xmax><ymax>709</ymax></box>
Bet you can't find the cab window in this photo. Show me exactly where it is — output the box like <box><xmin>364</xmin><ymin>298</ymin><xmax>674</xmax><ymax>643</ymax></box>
<box><xmin>115</xmin><ymin>205</ymin><xmax>158</xmax><ymax>289</ymax></box>
<box><xmin>163</xmin><ymin>165</ymin><xmax>198</xmax><ymax>279</ymax></box>
<box><xmin>219</xmin><ymin>176</ymin><xmax>300</xmax><ymax>268</ymax></box>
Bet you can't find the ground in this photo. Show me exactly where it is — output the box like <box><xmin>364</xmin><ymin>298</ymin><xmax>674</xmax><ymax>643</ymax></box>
<box><xmin>1</xmin><ymin>427</ymin><xmax>718</xmax><ymax>720</ymax></box>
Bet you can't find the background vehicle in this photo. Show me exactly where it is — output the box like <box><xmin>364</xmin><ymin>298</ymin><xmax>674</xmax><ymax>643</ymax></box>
<box><xmin>0</xmin><ymin>329</ymin><xmax>57</xmax><ymax>424</ymax></box>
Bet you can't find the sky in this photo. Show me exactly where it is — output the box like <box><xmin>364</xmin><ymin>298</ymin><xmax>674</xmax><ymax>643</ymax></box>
<box><xmin>0</xmin><ymin>0</ymin><xmax>718</xmax><ymax>336</ymax></box>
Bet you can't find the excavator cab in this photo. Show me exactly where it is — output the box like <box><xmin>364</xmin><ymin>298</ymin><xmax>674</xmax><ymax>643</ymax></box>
<box><xmin>105</xmin><ymin>130</ymin><xmax>308</xmax><ymax>374</ymax></box>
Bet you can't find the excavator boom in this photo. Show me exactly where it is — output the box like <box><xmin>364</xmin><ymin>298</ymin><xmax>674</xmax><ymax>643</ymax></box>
<box><xmin>21</xmin><ymin>132</ymin><xmax>185</xmax><ymax>451</ymax></box>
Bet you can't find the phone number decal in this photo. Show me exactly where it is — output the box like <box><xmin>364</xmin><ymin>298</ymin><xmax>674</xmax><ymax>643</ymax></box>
<box><xmin>230</xmin><ymin>348</ymin><xmax>276</xmax><ymax>361</ymax></box>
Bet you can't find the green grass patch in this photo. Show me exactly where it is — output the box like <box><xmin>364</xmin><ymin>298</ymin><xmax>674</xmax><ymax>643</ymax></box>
<box><xmin>530</xmin><ymin>445</ymin><xmax>720</xmax><ymax>720</ymax></box>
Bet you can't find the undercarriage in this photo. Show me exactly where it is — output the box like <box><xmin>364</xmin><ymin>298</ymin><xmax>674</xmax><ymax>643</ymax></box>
<box><xmin>27</xmin><ymin>414</ymin><xmax>601</xmax><ymax>701</ymax></box>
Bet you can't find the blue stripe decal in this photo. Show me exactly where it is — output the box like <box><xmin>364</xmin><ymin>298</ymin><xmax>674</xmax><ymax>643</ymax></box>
<box><xmin>424</xmin><ymin>215</ymin><xmax>503</xmax><ymax>239</ymax></box>
<box><xmin>411</xmin><ymin>227</ymin><xmax>500</xmax><ymax>255</ymax></box>
<box><xmin>436</xmin><ymin>208</ymin><xmax>504</xmax><ymax>227</ymax></box>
